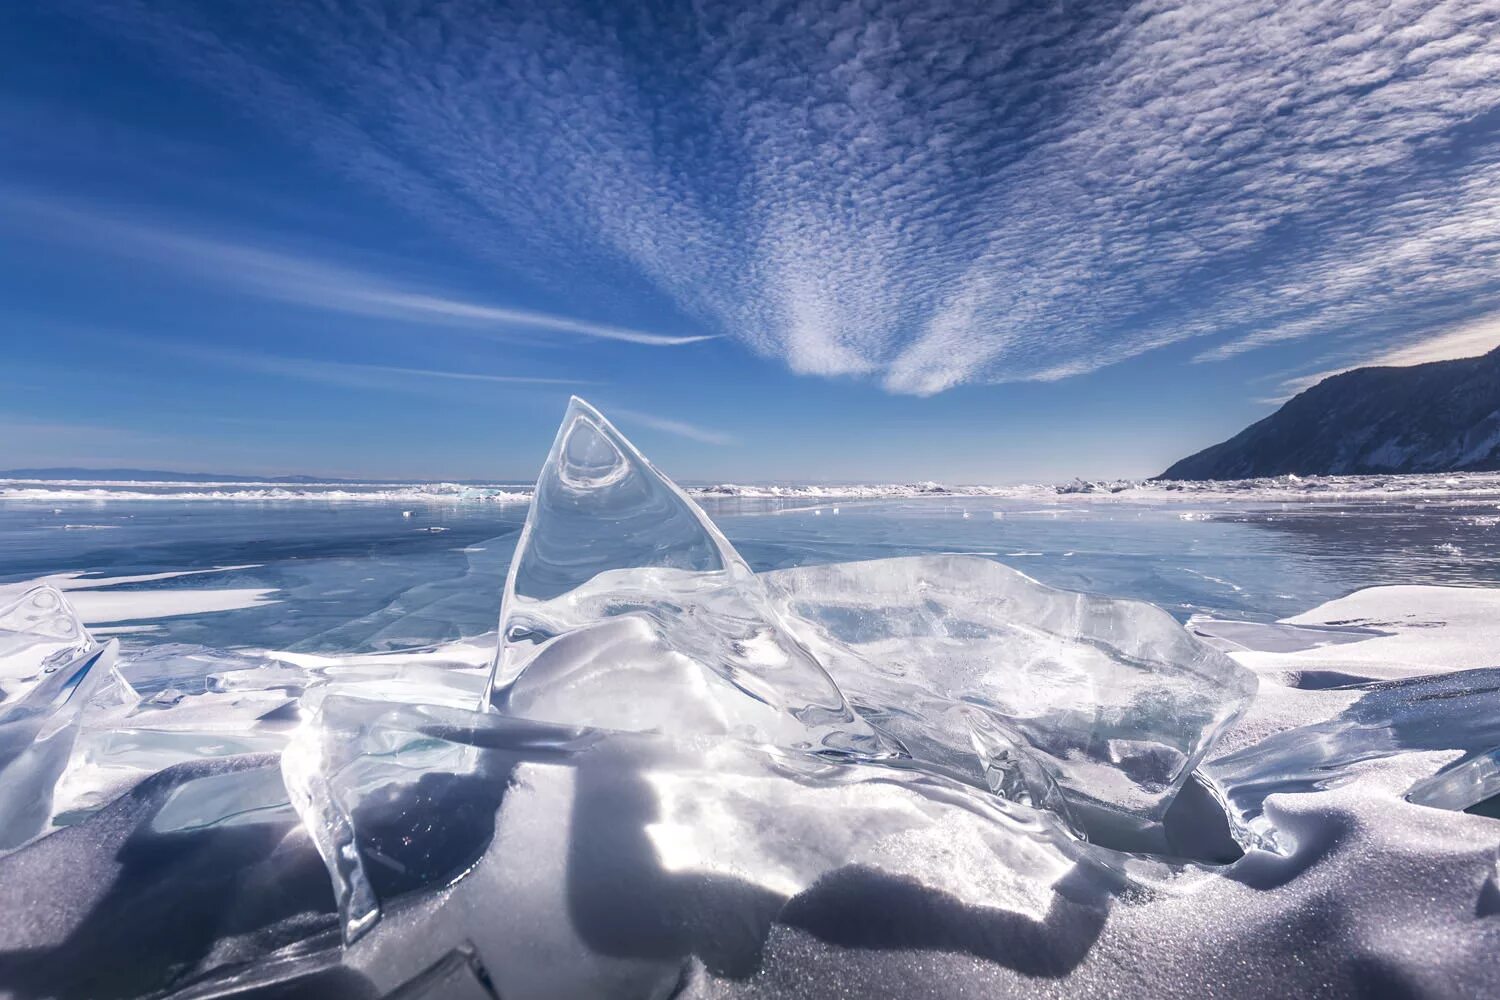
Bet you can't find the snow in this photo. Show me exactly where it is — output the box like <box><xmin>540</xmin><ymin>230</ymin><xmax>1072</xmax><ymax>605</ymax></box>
<box><xmin>0</xmin><ymin>567</ymin><xmax>279</xmax><ymax>626</ymax></box>
<box><xmin>1210</xmin><ymin>584</ymin><xmax>1500</xmax><ymax>681</ymax></box>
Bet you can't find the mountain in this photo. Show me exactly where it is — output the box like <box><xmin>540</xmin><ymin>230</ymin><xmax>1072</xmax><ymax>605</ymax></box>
<box><xmin>1159</xmin><ymin>347</ymin><xmax>1500</xmax><ymax>480</ymax></box>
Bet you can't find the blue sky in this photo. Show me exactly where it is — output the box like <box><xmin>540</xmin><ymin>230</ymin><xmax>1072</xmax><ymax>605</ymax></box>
<box><xmin>3</xmin><ymin>1</ymin><xmax>1499</xmax><ymax>483</ymax></box>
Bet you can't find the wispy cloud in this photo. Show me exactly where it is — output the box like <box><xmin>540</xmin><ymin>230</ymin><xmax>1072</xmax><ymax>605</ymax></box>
<box><xmin>52</xmin><ymin>0</ymin><xmax>1500</xmax><ymax>394</ymax></box>
<box><xmin>1358</xmin><ymin>315</ymin><xmax>1500</xmax><ymax>370</ymax></box>
<box><xmin>1</xmin><ymin>190</ymin><xmax>712</xmax><ymax>347</ymax></box>
<box><xmin>1266</xmin><ymin>312</ymin><xmax>1500</xmax><ymax>402</ymax></box>
<box><xmin>607</xmin><ymin>407</ymin><xmax>735</xmax><ymax>446</ymax></box>
<box><xmin>131</xmin><ymin>338</ymin><xmax>596</xmax><ymax>394</ymax></box>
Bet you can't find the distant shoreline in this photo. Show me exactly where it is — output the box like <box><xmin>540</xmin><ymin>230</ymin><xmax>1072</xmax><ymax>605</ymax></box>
<box><xmin>8</xmin><ymin>471</ymin><xmax>1500</xmax><ymax>503</ymax></box>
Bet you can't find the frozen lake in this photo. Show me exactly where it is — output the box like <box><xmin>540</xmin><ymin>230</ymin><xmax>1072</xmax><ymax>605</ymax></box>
<box><xmin>3</xmin><ymin>483</ymin><xmax>1499</xmax><ymax>654</ymax></box>
<box><xmin>6</xmin><ymin>457</ymin><xmax>1500</xmax><ymax>999</ymax></box>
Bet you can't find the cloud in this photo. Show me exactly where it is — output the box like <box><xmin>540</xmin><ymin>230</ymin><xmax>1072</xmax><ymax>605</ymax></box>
<box><xmin>1</xmin><ymin>190</ymin><xmax>712</xmax><ymax>347</ymax></box>
<box><xmin>53</xmin><ymin>0</ymin><xmax>1500</xmax><ymax>394</ymax></box>
<box><xmin>118</xmin><ymin>337</ymin><xmax>596</xmax><ymax>393</ymax></box>
<box><xmin>1361</xmin><ymin>314</ymin><xmax>1500</xmax><ymax>369</ymax></box>
<box><xmin>606</xmin><ymin>407</ymin><xmax>735</xmax><ymax>446</ymax></box>
<box><xmin>1267</xmin><ymin>311</ymin><xmax>1500</xmax><ymax>401</ymax></box>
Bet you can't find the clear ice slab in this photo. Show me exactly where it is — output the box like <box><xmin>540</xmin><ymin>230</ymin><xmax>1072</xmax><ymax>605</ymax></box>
<box><xmin>488</xmin><ymin>397</ymin><xmax>890</xmax><ymax>758</ymax></box>
<box><xmin>282</xmin><ymin>694</ymin><xmax>600</xmax><ymax>943</ymax></box>
<box><xmin>0</xmin><ymin>585</ymin><xmax>122</xmax><ymax>852</ymax></box>
<box><xmin>1205</xmin><ymin>667</ymin><xmax>1500</xmax><ymax>852</ymax></box>
<box><xmin>1</xmin><ymin>584</ymin><xmax>97</xmax><ymax>701</ymax></box>
<box><xmin>283</xmin><ymin>693</ymin><xmax>1103</xmax><ymax>950</ymax></box>
<box><xmin>764</xmin><ymin>555</ymin><xmax>1257</xmax><ymax>846</ymax></box>
<box><xmin>0</xmin><ymin>644</ymin><xmax>119</xmax><ymax>851</ymax></box>
<box><xmin>1407</xmin><ymin>747</ymin><xmax>1500</xmax><ymax>814</ymax></box>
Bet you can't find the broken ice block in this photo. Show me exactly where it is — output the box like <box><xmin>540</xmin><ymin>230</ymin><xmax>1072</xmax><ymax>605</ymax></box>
<box><xmin>282</xmin><ymin>694</ymin><xmax>598</xmax><ymax>943</ymax></box>
<box><xmin>488</xmin><ymin>397</ymin><xmax>890</xmax><ymax>758</ymax></box>
<box><xmin>285</xmin><ymin>694</ymin><xmax>1097</xmax><ymax>949</ymax></box>
<box><xmin>0</xmin><ymin>584</ymin><xmax>95</xmax><ymax>701</ymax></box>
<box><xmin>764</xmin><ymin>555</ymin><xmax>1256</xmax><ymax>846</ymax></box>
<box><xmin>1206</xmin><ymin>667</ymin><xmax>1500</xmax><ymax>852</ymax></box>
<box><xmin>1</xmin><ymin>584</ymin><xmax>139</xmax><ymax>712</ymax></box>
<box><xmin>1407</xmin><ymin>748</ymin><xmax>1500</xmax><ymax>813</ymax></box>
<box><xmin>0</xmin><ymin>640</ymin><xmax>119</xmax><ymax>851</ymax></box>
<box><xmin>0</xmin><ymin>585</ymin><xmax>131</xmax><ymax>850</ymax></box>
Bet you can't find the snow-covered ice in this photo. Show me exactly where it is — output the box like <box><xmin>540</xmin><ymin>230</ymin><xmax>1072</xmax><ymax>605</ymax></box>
<box><xmin>17</xmin><ymin>468</ymin><xmax>1500</xmax><ymax>506</ymax></box>
<box><xmin>2</xmin><ymin>401</ymin><xmax>1500</xmax><ymax>998</ymax></box>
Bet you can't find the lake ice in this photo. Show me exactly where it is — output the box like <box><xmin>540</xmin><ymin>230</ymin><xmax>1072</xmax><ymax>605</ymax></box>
<box><xmin>2</xmin><ymin>401</ymin><xmax>1500</xmax><ymax>998</ymax></box>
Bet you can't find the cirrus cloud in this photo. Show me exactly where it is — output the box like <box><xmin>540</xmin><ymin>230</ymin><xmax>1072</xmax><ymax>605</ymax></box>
<box><xmin>56</xmin><ymin>0</ymin><xmax>1500</xmax><ymax>394</ymax></box>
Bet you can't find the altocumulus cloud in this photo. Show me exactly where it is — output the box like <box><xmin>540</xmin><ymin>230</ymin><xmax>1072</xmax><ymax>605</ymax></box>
<box><xmin>63</xmin><ymin>0</ymin><xmax>1500</xmax><ymax>394</ymax></box>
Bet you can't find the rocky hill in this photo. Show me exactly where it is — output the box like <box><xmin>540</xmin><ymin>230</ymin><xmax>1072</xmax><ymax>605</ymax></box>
<box><xmin>1160</xmin><ymin>347</ymin><xmax>1500</xmax><ymax>480</ymax></box>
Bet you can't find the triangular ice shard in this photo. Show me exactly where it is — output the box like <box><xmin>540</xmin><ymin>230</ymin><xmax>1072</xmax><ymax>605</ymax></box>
<box><xmin>0</xmin><ymin>635</ymin><xmax>119</xmax><ymax>852</ymax></box>
<box><xmin>488</xmin><ymin>398</ymin><xmax>889</xmax><ymax>757</ymax></box>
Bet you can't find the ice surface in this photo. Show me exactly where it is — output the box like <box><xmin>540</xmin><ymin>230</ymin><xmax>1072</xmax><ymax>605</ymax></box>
<box><xmin>765</xmin><ymin>555</ymin><xmax>1257</xmax><ymax>847</ymax></box>
<box><xmin>489</xmin><ymin>397</ymin><xmax>889</xmax><ymax>758</ymax></box>
<box><xmin>0</xmin><ymin>639</ymin><xmax>118</xmax><ymax>851</ymax></box>
<box><xmin>12</xmin><ymin>421</ymin><xmax>1500</xmax><ymax>996</ymax></box>
<box><xmin>1192</xmin><ymin>584</ymin><xmax>1500</xmax><ymax>843</ymax></box>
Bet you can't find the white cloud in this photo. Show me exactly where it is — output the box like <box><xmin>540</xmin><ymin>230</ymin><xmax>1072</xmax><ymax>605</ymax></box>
<box><xmin>606</xmin><ymin>407</ymin><xmax>735</xmax><ymax>446</ymax></box>
<box><xmin>51</xmin><ymin>0</ymin><xmax>1500</xmax><ymax>393</ymax></box>
<box><xmin>1268</xmin><ymin>311</ymin><xmax>1500</xmax><ymax>401</ymax></box>
<box><xmin>1</xmin><ymin>190</ymin><xmax>712</xmax><ymax>347</ymax></box>
<box><xmin>1364</xmin><ymin>315</ymin><xmax>1500</xmax><ymax>368</ymax></box>
<box><xmin>123</xmin><ymin>338</ymin><xmax>594</xmax><ymax>394</ymax></box>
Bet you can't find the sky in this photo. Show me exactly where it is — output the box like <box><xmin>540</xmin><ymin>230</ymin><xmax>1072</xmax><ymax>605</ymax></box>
<box><xmin>2</xmin><ymin>0</ymin><xmax>1499</xmax><ymax>484</ymax></box>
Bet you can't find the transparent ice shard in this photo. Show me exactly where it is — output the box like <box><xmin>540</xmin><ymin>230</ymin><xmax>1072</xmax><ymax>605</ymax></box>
<box><xmin>764</xmin><ymin>555</ymin><xmax>1256</xmax><ymax>847</ymax></box>
<box><xmin>282</xmin><ymin>694</ymin><xmax>598</xmax><ymax>943</ymax></box>
<box><xmin>488</xmin><ymin>397</ymin><xmax>890</xmax><ymax>758</ymax></box>
<box><xmin>104</xmin><ymin>642</ymin><xmax>302</xmax><ymax>702</ymax></box>
<box><xmin>1205</xmin><ymin>667</ymin><xmax>1500</xmax><ymax>852</ymax></box>
<box><xmin>0</xmin><ymin>585</ymin><xmax>96</xmax><ymax>701</ymax></box>
<box><xmin>1</xmin><ymin>584</ymin><xmax>139</xmax><ymax>714</ymax></box>
<box><xmin>1407</xmin><ymin>749</ymin><xmax>1500</xmax><ymax>813</ymax></box>
<box><xmin>0</xmin><ymin>585</ymin><xmax>131</xmax><ymax>850</ymax></box>
<box><xmin>0</xmin><ymin>640</ymin><xmax>119</xmax><ymax>851</ymax></box>
<box><xmin>149</xmin><ymin>760</ymin><xmax>297</xmax><ymax>834</ymax></box>
<box><xmin>285</xmin><ymin>695</ymin><xmax>1103</xmax><ymax>951</ymax></box>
